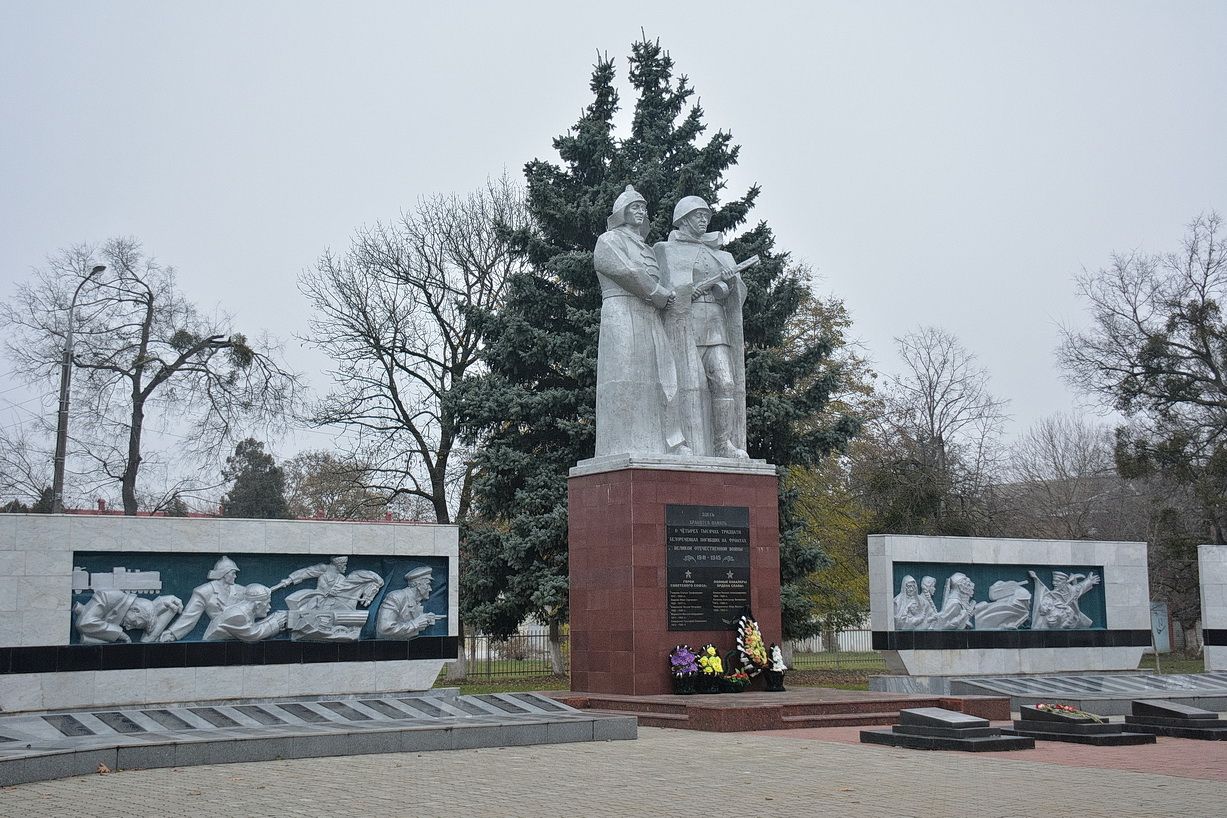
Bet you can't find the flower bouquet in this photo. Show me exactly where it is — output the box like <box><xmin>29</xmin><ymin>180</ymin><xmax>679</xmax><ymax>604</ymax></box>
<box><xmin>696</xmin><ymin>643</ymin><xmax>724</xmax><ymax>693</ymax></box>
<box><xmin>736</xmin><ymin>615</ymin><xmax>770</xmax><ymax>676</ymax></box>
<box><xmin>1034</xmin><ymin>702</ymin><xmax>1104</xmax><ymax>723</ymax></box>
<box><xmin>668</xmin><ymin>645</ymin><xmax>698</xmax><ymax>695</ymax></box>
<box><xmin>720</xmin><ymin>669</ymin><xmax>752</xmax><ymax>693</ymax></box>
<box><xmin>764</xmin><ymin>643</ymin><xmax>787</xmax><ymax>692</ymax></box>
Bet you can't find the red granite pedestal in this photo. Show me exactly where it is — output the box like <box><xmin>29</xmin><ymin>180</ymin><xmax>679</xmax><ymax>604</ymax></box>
<box><xmin>568</xmin><ymin>464</ymin><xmax>780</xmax><ymax>696</ymax></box>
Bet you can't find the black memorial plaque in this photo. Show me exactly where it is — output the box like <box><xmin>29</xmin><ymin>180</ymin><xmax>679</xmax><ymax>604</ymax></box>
<box><xmin>666</xmin><ymin>504</ymin><xmax>750</xmax><ymax>631</ymax></box>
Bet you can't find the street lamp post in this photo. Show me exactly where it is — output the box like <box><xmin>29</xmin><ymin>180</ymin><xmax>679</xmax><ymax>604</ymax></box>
<box><xmin>50</xmin><ymin>264</ymin><xmax>106</xmax><ymax>514</ymax></box>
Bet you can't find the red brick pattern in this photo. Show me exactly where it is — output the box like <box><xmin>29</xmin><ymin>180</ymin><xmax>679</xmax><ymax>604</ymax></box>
<box><xmin>569</xmin><ymin>467</ymin><xmax>781</xmax><ymax>695</ymax></box>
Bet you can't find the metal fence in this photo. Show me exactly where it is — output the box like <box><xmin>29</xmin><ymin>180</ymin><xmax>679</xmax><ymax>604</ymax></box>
<box><xmin>786</xmin><ymin>628</ymin><xmax>884</xmax><ymax>671</ymax></box>
<box><xmin>450</xmin><ymin>627</ymin><xmax>885</xmax><ymax>679</ymax></box>
<box><xmin>452</xmin><ymin>632</ymin><xmax>570</xmax><ymax>678</ymax></box>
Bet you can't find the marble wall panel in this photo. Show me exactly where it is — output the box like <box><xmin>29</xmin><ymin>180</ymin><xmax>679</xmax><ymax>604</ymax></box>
<box><xmin>874</xmin><ymin>534</ymin><xmax>1150</xmax><ymax>676</ymax></box>
<box><xmin>0</xmin><ymin>514</ymin><xmax>459</xmax><ymax>711</ymax></box>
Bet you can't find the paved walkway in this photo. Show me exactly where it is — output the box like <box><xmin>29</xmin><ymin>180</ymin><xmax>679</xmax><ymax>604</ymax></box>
<box><xmin>1</xmin><ymin>724</ymin><xmax>1224</xmax><ymax>817</ymax></box>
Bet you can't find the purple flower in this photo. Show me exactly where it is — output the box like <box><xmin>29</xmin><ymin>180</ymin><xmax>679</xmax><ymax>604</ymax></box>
<box><xmin>669</xmin><ymin>645</ymin><xmax>698</xmax><ymax>675</ymax></box>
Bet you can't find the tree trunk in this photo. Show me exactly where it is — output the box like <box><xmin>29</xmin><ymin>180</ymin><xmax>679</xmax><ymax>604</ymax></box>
<box><xmin>121</xmin><ymin>398</ymin><xmax>145</xmax><ymax>515</ymax></box>
<box><xmin>822</xmin><ymin>623</ymin><xmax>840</xmax><ymax>653</ymax></box>
<box><xmin>1185</xmin><ymin>621</ymin><xmax>1203</xmax><ymax>658</ymax></box>
<box><xmin>548</xmin><ymin>620</ymin><xmax>566</xmax><ymax>676</ymax></box>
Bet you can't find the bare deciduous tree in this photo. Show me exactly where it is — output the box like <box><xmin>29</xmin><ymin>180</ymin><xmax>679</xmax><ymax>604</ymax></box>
<box><xmin>1</xmin><ymin>238</ymin><xmax>302</xmax><ymax>514</ymax></box>
<box><xmin>0</xmin><ymin>421</ymin><xmax>52</xmax><ymax>507</ymax></box>
<box><xmin>299</xmin><ymin>176</ymin><xmax>530</xmax><ymax>524</ymax></box>
<box><xmin>1002</xmin><ymin>413</ymin><xmax>1139</xmax><ymax>539</ymax></box>
<box><xmin>863</xmin><ymin>326</ymin><xmax>1008</xmax><ymax>534</ymax></box>
<box><xmin>1060</xmin><ymin>212</ymin><xmax>1227</xmax><ymax>543</ymax></box>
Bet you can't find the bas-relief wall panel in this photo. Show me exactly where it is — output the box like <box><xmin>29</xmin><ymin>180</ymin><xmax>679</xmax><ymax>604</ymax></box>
<box><xmin>0</xmin><ymin>515</ymin><xmax>457</xmax><ymax>712</ymax></box>
<box><xmin>870</xmin><ymin>535</ymin><xmax>1150</xmax><ymax>676</ymax></box>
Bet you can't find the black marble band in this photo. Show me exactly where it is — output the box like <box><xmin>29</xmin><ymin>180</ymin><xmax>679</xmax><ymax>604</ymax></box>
<box><xmin>0</xmin><ymin>637</ymin><xmax>459</xmax><ymax>675</ymax></box>
<box><xmin>1202</xmin><ymin>629</ymin><xmax>1227</xmax><ymax>647</ymax></box>
<box><xmin>872</xmin><ymin>629</ymin><xmax>1152</xmax><ymax>651</ymax></box>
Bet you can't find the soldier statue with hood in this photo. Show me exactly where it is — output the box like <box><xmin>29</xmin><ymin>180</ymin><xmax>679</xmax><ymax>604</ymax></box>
<box><xmin>592</xmin><ymin>185</ymin><xmax>690</xmax><ymax>457</ymax></box>
<box><xmin>654</xmin><ymin>197</ymin><xmax>752</xmax><ymax>458</ymax></box>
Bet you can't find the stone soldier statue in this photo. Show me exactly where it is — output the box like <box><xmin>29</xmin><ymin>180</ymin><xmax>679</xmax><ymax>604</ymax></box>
<box><xmin>74</xmin><ymin>589</ymin><xmax>182</xmax><ymax>644</ymax></box>
<box><xmin>655</xmin><ymin>196</ymin><xmax>753</xmax><ymax>458</ymax></box>
<box><xmin>376</xmin><ymin>565</ymin><xmax>442</xmax><ymax>639</ymax></box>
<box><xmin>203</xmin><ymin>583</ymin><xmax>289</xmax><ymax>642</ymax></box>
<box><xmin>160</xmin><ymin>555</ymin><xmax>245</xmax><ymax>641</ymax></box>
<box><xmin>592</xmin><ymin>185</ymin><xmax>690</xmax><ymax>457</ymax></box>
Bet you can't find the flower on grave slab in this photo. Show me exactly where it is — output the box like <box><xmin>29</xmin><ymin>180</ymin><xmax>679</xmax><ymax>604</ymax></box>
<box><xmin>1035</xmin><ymin>702</ymin><xmax>1104</xmax><ymax>723</ymax></box>
<box><xmin>697</xmin><ymin>643</ymin><xmax>724</xmax><ymax>675</ymax></box>
<box><xmin>669</xmin><ymin>644</ymin><xmax>698</xmax><ymax>677</ymax></box>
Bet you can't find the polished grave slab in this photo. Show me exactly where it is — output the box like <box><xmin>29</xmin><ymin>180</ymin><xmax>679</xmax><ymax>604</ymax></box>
<box><xmin>0</xmin><ymin>688</ymin><xmax>636</xmax><ymax>787</ymax></box>
<box><xmin>951</xmin><ymin>672</ymin><xmax>1227</xmax><ymax>715</ymax></box>
<box><xmin>859</xmin><ymin>706</ymin><xmax>1035</xmax><ymax>752</ymax></box>
<box><xmin>1123</xmin><ymin>699</ymin><xmax>1227</xmax><ymax>740</ymax></box>
<box><xmin>1002</xmin><ymin>704</ymin><xmax>1156</xmax><ymax>746</ymax></box>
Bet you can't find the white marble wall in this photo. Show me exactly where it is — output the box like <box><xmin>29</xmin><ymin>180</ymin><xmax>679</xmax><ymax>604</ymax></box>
<box><xmin>869</xmin><ymin>534</ymin><xmax>1150</xmax><ymax>676</ymax></box>
<box><xmin>0</xmin><ymin>514</ymin><xmax>457</xmax><ymax>711</ymax></box>
<box><xmin>1199</xmin><ymin>544</ymin><xmax>1227</xmax><ymax>671</ymax></box>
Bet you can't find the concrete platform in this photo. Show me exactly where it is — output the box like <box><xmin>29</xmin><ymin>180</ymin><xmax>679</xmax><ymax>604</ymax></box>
<box><xmin>555</xmin><ymin>687</ymin><xmax>1010</xmax><ymax>731</ymax></box>
<box><xmin>0</xmin><ymin>688</ymin><xmax>636</xmax><ymax>786</ymax></box>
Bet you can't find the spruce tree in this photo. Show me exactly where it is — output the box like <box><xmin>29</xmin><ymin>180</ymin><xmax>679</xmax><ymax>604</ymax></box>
<box><xmin>221</xmin><ymin>438</ymin><xmax>292</xmax><ymax>520</ymax></box>
<box><xmin>457</xmin><ymin>39</ymin><xmax>859</xmax><ymax>640</ymax></box>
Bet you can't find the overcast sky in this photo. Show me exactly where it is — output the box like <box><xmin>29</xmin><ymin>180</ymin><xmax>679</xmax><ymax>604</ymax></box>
<box><xmin>2</xmin><ymin>1</ymin><xmax>1225</xmax><ymax>465</ymax></box>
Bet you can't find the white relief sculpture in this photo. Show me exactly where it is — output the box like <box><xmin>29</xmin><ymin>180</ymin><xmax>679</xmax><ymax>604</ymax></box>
<box><xmin>272</xmin><ymin>556</ymin><xmax>384</xmax><ymax>641</ymax></box>
<box><xmin>972</xmin><ymin>579</ymin><xmax>1033</xmax><ymax>630</ymax></box>
<box><xmin>203</xmin><ymin>583</ymin><xmax>288</xmax><ymax>642</ymax></box>
<box><xmin>159</xmin><ymin>556</ymin><xmax>246</xmax><ymax>642</ymax></box>
<box><xmin>593</xmin><ymin>185</ymin><xmax>688</xmax><ymax>457</ymax></box>
<box><xmin>376</xmin><ymin>566</ymin><xmax>443</xmax><ymax>639</ymax></box>
<box><xmin>919</xmin><ymin>576</ymin><xmax>939</xmax><ymax>623</ymax></box>
<box><xmin>1029</xmin><ymin>570</ymin><xmax>1101</xmax><ymax>629</ymax></box>
<box><xmin>769</xmin><ymin>644</ymin><xmax>788</xmax><ymax>672</ymax></box>
<box><xmin>72</xmin><ymin>567</ymin><xmax>163</xmax><ymax>594</ymax></box>
<box><xmin>935</xmin><ymin>572</ymin><xmax>977</xmax><ymax>630</ymax></box>
<box><xmin>73</xmin><ymin>589</ymin><xmax>183</xmax><ymax>644</ymax></box>
<box><xmin>893</xmin><ymin>575</ymin><xmax>930</xmax><ymax>630</ymax></box>
<box><xmin>655</xmin><ymin>197</ymin><xmax>758</xmax><ymax>459</ymax></box>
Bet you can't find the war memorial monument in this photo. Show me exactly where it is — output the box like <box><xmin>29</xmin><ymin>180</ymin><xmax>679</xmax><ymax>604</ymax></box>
<box><xmin>2</xmin><ymin>185</ymin><xmax>1225</xmax><ymax>784</ymax></box>
<box><xmin>568</xmin><ymin>187</ymin><xmax>782</xmax><ymax>696</ymax></box>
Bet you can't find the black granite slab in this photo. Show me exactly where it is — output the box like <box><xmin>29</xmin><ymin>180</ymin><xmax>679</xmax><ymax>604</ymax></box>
<box><xmin>1125</xmin><ymin>713</ymin><xmax>1224</xmax><ymax>728</ymax></box>
<box><xmin>861</xmin><ymin>728</ymin><xmax>1034</xmax><ymax>752</ymax></box>
<box><xmin>1121</xmin><ymin>722</ymin><xmax>1227</xmax><ymax>740</ymax></box>
<box><xmin>894</xmin><ymin>723</ymin><xmax>999</xmax><ymax>739</ymax></box>
<box><xmin>898</xmin><ymin>707</ymin><xmax>989</xmax><ymax>730</ymax></box>
<box><xmin>1131</xmin><ymin>699</ymin><xmax>1218</xmax><ymax>720</ymax></box>
<box><xmin>1011</xmin><ymin>719</ymin><xmax>1121</xmax><ymax>735</ymax></box>
<box><xmin>1002</xmin><ymin>726</ymin><xmax>1156</xmax><ymax>746</ymax></box>
<box><xmin>873</xmin><ymin>629</ymin><xmax>1152</xmax><ymax>651</ymax></box>
<box><xmin>860</xmin><ymin>706</ymin><xmax>1033</xmax><ymax>751</ymax></box>
<box><xmin>1123</xmin><ymin>698</ymin><xmax>1227</xmax><ymax>738</ymax></box>
<box><xmin>0</xmin><ymin>636</ymin><xmax>459</xmax><ymax>675</ymax></box>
